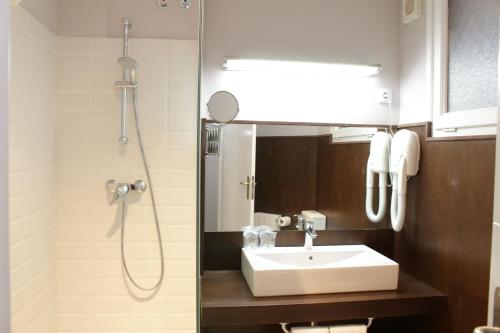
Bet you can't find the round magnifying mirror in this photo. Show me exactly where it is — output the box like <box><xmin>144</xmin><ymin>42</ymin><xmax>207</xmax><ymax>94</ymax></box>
<box><xmin>207</xmin><ymin>91</ymin><xmax>239</xmax><ymax>124</ymax></box>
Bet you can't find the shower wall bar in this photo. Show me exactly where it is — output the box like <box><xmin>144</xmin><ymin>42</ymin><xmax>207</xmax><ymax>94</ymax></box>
<box><xmin>119</xmin><ymin>18</ymin><xmax>131</xmax><ymax>144</ymax></box>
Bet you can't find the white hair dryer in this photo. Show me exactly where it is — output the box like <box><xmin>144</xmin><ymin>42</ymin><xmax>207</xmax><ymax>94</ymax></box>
<box><xmin>389</xmin><ymin>130</ymin><xmax>420</xmax><ymax>232</ymax></box>
<box><xmin>366</xmin><ymin>132</ymin><xmax>391</xmax><ymax>223</ymax></box>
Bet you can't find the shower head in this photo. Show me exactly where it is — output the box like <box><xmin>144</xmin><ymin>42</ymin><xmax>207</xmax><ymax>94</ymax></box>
<box><xmin>117</xmin><ymin>56</ymin><xmax>138</xmax><ymax>83</ymax></box>
<box><xmin>118</xmin><ymin>56</ymin><xmax>137</xmax><ymax>70</ymax></box>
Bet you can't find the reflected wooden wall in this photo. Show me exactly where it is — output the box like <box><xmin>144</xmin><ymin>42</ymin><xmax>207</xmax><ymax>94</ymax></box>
<box><xmin>255</xmin><ymin>134</ymin><xmax>391</xmax><ymax>230</ymax></box>
<box><xmin>255</xmin><ymin>136</ymin><xmax>319</xmax><ymax>220</ymax></box>
<box><xmin>316</xmin><ymin>136</ymin><xmax>392</xmax><ymax>230</ymax></box>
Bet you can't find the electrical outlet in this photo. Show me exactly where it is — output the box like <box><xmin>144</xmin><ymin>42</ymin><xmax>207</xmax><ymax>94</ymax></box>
<box><xmin>378</xmin><ymin>89</ymin><xmax>393</xmax><ymax>104</ymax></box>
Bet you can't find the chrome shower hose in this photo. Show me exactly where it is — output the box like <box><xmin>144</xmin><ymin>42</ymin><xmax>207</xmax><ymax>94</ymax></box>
<box><xmin>120</xmin><ymin>89</ymin><xmax>165</xmax><ymax>292</ymax></box>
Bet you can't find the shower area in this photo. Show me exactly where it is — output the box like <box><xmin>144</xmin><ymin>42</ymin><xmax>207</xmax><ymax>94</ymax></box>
<box><xmin>8</xmin><ymin>1</ymin><xmax>199</xmax><ymax>332</ymax></box>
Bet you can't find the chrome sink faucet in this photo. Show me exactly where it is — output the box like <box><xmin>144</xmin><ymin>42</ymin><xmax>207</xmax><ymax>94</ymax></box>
<box><xmin>304</xmin><ymin>222</ymin><xmax>318</xmax><ymax>250</ymax></box>
<box><xmin>295</xmin><ymin>214</ymin><xmax>318</xmax><ymax>250</ymax></box>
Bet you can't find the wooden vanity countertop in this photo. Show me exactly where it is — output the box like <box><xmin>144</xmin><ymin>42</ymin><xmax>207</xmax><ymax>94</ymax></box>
<box><xmin>201</xmin><ymin>270</ymin><xmax>447</xmax><ymax>327</ymax></box>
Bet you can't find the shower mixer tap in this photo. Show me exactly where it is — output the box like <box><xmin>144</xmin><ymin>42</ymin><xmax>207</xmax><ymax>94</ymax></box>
<box><xmin>106</xmin><ymin>179</ymin><xmax>147</xmax><ymax>205</ymax></box>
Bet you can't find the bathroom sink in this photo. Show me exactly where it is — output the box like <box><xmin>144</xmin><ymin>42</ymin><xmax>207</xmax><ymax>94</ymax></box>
<box><xmin>241</xmin><ymin>245</ymin><xmax>399</xmax><ymax>297</ymax></box>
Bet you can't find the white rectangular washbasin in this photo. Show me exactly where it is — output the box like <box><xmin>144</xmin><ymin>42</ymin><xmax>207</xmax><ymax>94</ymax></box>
<box><xmin>241</xmin><ymin>245</ymin><xmax>399</xmax><ymax>297</ymax></box>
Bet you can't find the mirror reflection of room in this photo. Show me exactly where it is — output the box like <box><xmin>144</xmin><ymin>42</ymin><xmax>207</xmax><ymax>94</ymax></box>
<box><xmin>204</xmin><ymin>124</ymin><xmax>391</xmax><ymax>232</ymax></box>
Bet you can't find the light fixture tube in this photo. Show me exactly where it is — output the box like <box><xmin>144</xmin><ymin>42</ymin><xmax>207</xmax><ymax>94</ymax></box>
<box><xmin>223</xmin><ymin>58</ymin><xmax>382</xmax><ymax>77</ymax></box>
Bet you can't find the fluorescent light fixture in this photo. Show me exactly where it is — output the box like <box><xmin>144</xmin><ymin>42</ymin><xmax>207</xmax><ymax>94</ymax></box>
<box><xmin>223</xmin><ymin>58</ymin><xmax>382</xmax><ymax>77</ymax></box>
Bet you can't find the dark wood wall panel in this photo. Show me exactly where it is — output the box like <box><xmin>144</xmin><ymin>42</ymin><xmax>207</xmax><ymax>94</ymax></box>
<box><xmin>316</xmin><ymin>136</ymin><xmax>392</xmax><ymax>230</ymax></box>
<box><xmin>204</xmin><ymin>229</ymin><xmax>394</xmax><ymax>271</ymax></box>
<box><xmin>256</xmin><ymin>134</ymin><xmax>391</xmax><ymax>231</ymax></box>
<box><xmin>393</xmin><ymin>124</ymin><xmax>495</xmax><ymax>333</ymax></box>
<box><xmin>255</xmin><ymin>136</ymin><xmax>319</xmax><ymax>219</ymax></box>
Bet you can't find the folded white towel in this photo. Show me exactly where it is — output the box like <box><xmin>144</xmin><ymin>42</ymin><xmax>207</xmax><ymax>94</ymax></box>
<box><xmin>329</xmin><ymin>325</ymin><xmax>367</xmax><ymax>333</ymax></box>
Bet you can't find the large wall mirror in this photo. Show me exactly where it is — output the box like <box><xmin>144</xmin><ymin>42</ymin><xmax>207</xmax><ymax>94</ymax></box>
<box><xmin>202</xmin><ymin>121</ymin><xmax>392</xmax><ymax>233</ymax></box>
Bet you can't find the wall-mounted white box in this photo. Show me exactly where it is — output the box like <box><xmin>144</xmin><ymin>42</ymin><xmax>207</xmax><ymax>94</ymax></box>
<box><xmin>302</xmin><ymin>210</ymin><xmax>327</xmax><ymax>230</ymax></box>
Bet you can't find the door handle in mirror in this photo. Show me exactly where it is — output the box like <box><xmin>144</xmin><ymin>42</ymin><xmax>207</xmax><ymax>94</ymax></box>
<box><xmin>240</xmin><ymin>176</ymin><xmax>251</xmax><ymax>200</ymax></box>
<box><xmin>251</xmin><ymin>176</ymin><xmax>257</xmax><ymax>200</ymax></box>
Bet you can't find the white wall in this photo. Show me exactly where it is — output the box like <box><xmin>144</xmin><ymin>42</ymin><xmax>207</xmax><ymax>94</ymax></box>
<box><xmin>489</xmin><ymin>224</ymin><xmax>500</xmax><ymax>325</ymax></box>
<box><xmin>0</xmin><ymin>2</ymin><xmax>11</xmax><ymax>332</ymax></box>
<box><xmin>9</xmin><ymin>6</ymin><xmax>58</xmax><ymax>333</ymax></box>
<box><xmin>202</xmin><ymin>0</ymin><xmax>400</xmax><ymax>125</ymax></box>
<box><xmin>399</xmin><ymin>0</ymin><xmax>433</xmax><ymax>124</ymax></box>
<box><xmin>20</xmin><ymin>0</ymin><xmax>58</xmax><ymax>33</ymax></box>
<box><xmin>256</xmin><ymin>125</ymin><xmax>329</xmax><ymax>137</ymax></box>
<box><xmin>204</xmin><ymin>156</ymin><xmax>220</xmax><ymax>232</ymax></box>
<box><xmin>20</xmin><ymin>0</ymin><xmax>199</xmax><ymax>39</ymax></box>
<box><xmin>57</xmin><ymin>0</ymin><xmax>199</xmax><ymax>40</ymax></box>
<box><xmin>488</xmin><ymin>49</ymin><xmax>500</xmax><ymax>324</ymax></box>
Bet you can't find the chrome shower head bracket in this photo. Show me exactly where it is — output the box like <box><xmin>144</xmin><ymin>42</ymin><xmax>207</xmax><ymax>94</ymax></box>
<box><xmin>119</xmin><ymin>18</ymin><xmax>133</xmax><ymax>145</ymax></box>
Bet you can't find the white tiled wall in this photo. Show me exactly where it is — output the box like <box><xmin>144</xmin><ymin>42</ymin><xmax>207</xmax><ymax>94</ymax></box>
<box><xmin>10</xmin><ymin>6</ymin><xmax>198</xmax><ymax>333</ymax></box>
<box><xmin>55</xmin><ymin>37</ymin><xmax>198</xmax><ymax>332</ymax></box>
<box><xmin>9</xmin><ymin>6</ymin><xmax>58</xmax><ymax>333</ymax></box>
